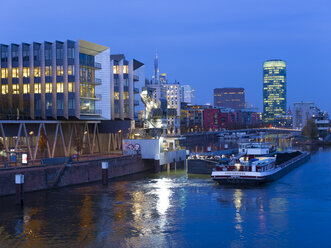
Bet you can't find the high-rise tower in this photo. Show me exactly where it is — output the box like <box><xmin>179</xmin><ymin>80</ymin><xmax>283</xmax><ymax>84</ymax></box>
<box><xmin>263</xmin><ymin>60</ymin><xmax>286</xmax><ymax>124</ymax></box>
<box><xmin>152</xmin><ymin>49</ymin><xmax>159</xmax><ymax>84</ymax></box>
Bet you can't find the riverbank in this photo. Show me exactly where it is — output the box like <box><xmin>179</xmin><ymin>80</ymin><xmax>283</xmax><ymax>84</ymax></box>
<box><xmin>0</xmin><ymin>154</ymin><xmax>153</xmax><ymax>196</ymax></box>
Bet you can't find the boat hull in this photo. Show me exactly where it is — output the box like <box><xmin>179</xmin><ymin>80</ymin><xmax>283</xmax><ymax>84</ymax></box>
<box><xmin>212</xmin><ymin>152</ymin><xmax>310</xmax><ymax>185</ymax></box>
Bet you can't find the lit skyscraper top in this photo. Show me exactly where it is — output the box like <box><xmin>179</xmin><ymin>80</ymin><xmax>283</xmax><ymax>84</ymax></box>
<box><xmin>263</xmin><ymin>59</ymin><xmax>286</xmax><ymax>124</ymax></box>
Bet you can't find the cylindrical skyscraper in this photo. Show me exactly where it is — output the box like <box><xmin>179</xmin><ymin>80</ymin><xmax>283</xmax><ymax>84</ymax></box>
<box><xmin>263</xmin><ymin>60</ymin><xmax>286</xmax><ymax>124</ymax></box>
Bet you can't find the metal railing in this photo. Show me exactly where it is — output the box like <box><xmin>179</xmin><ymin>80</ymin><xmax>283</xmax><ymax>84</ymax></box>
<box><xmin>80</xmin><ymin>109</ymin><xmax>102</xmax><ymax>115</ymax></box>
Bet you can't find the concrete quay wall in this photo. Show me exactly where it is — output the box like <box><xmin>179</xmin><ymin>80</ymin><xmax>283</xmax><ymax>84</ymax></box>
<box><xmin>0</xmin><ymin>155</ymin><xmax>152</xmax><ymax>196</ymax></box>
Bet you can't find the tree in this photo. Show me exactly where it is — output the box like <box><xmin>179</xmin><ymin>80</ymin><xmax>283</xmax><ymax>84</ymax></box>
<box><xmin>302</xmin><ymin>118</ymin><xmax>319</xmax><ymax>140</ymax></box>
<box><xmin>72</xmin><ymin>134</ymin><xmax>83</xmax><ymax>161</ymax></box>
<box><xmin>38</xmin><ymin>128</ymin><xmax>48</xmax><ymax>158</ymax></box>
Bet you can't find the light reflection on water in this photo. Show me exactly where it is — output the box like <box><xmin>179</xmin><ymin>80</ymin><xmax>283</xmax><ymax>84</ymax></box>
<box><xmin>0</xmin><ymin>148</ymin><xmax>330</xmax><ymax>247</ymax></box>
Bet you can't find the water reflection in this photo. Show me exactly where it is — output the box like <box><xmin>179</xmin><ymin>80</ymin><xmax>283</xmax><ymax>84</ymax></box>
<box><xmin>0</xmin><ymin>148</ymin><xmax>330</xmax><ymax>247</ymax></box>
<box><xmin>155</xmin><ymin>178</ymin><xmax>172</xmax><ymax>216</ymax></box>
<box><xmin>233</xmin><ymin>189</ymin><xmax>244</xmax><ymax>236</ymax></box>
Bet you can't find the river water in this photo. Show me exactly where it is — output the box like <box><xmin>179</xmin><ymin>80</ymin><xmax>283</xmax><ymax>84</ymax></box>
<box><xmin>0</xmin><ymin>140</ymin><xmax>331</xmax><ymax>247</ymax></box>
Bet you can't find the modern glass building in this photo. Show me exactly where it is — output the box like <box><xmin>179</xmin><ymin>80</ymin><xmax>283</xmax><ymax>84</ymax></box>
<box><xmin>181</xmin><ymin>85</ymin><xmax>195</xmax><ymax>105</ymax></box>
<box><xmin>0</xmin><ymin>39</ymin><xmax>110</xmax><ymax>120</ymax></box>
<box><xmin>214</xmin><ymin>88</ymin><xmax>245</xmax><ymax>109</ymax></box>
<box><xmin>263</xmin><ymin>60</ymin><xmax>286</xmax><ymax>124</ymax></box>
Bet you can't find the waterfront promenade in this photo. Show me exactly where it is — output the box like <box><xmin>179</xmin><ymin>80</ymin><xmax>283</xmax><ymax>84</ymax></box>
<box><xmin>0</xmin><ymin>153</ymin><xmax>153</xmax><ymax>197</ymax></box>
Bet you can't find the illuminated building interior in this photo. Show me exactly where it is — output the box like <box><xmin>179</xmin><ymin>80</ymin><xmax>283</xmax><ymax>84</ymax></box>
<box><xmin>263</xmin><ymin>60</ymin><xmax>286</xmax><ymax>124</ymax></box>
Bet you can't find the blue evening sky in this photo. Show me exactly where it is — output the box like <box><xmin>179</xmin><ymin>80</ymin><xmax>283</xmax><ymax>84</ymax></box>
<box><xmin>2</xmin><ymin>0</ymin><xmax>331</xmax><ymax>112</ymax></box>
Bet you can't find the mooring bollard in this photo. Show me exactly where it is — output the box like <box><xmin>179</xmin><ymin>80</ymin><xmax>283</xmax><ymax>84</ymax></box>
<box><xmin>15</xmin><ymin>174</ymin><xmax>24</xmax><ymax>206</ymax></box>
<box><xmin>102</xmin><ymin>162</ymin><xmax>108</xmax><ymax>185</ymax></box>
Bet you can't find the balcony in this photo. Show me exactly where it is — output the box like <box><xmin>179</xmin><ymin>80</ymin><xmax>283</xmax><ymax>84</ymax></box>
<box><xmin>80</xmin><ymin>93</ymin><xmax>101</xmax><ymax>100</ymax></box>
<box><xmin>80</xmin><ymin>78</ymin><xmax>102</xmax><ymax>85</ymax></box>
<box><xmin>80</xmin><ymin>109</ymin><xmax>102</xmax><ymax>115</ymax></box>
<box><xmin>134</xmin><ymin>87</ymin><xmax>139</xmax><ymax>94</ymax></box>
<box><xmin>134</xmin><ymin>100</ymin><xmax>139</xmax><ymax>106</ymax></box>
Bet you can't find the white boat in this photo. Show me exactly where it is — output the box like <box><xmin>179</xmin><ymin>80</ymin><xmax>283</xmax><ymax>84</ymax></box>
<box><xmin>211</xmin><ymin>151</ymin><xmax>310</xmax><ymax>184</ymax></box>
<box><xmin>238</xmin><ymin>142</ymin><xmax>276</xmax><ymax>156</ymax></box>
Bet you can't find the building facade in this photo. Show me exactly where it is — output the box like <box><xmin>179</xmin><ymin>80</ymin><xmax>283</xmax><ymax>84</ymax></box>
<box><xmin>292</xmin><ymin>102</ymin><xmax>329</xmax><ymax>134</ymax></box>
<box><xmin>106</xmin><ymin>54</ymin><xmax>143</xmax><ymax>120</ymax></box>
<box><xmin>181</xmin><ymin>85</ymin><xmax>195</xmax><ymax>105</ymax></box>
<box><xmin>180</xmin><ymin>104</ymin><xmax>207</xmax><ymax>133</ymax></box>
<box><xmin>263</xmin><ymin>60</ymin><xmax>286</xmax><ymax>124</ymax></box>
<box><xmin>293</xmin><ymin>102</ymin><xmax>319</xmax><ymax>129</ymax></box>
<box><xmin>0</xmin><ymin>39</ymin><xmax>111</xmax><ymax>120</ymax></box>
<box><xmin>214</xmin><ymin>88</ymin><xmax>245</xmax><ymax>109</ymax></box>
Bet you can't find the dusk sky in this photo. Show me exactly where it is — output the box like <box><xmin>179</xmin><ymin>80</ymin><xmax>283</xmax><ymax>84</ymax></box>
<box><xmin>2</xmin><ymin>0</ymin><xmax>331</xmax><ymax>112</ymax></box>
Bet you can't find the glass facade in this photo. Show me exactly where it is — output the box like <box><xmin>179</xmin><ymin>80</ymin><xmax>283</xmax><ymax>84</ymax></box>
<box><xmin>214</xmin><ymin>88</ymin><xmax>245</xmax><ymax>109</ymax></box>
<box><xmin>112</xmin><ymin>61</ymin><xmax>130</xmax><ymax>119</ymax></box>
<box><xmin>0</xmin><ymin>40</ymin><xmax>105</xmax><ymax>120</ymax></box>
<box><xmin>263</xmin><ymin>60</ymin><xmax>286</xmax><ymax>124</ymax></box>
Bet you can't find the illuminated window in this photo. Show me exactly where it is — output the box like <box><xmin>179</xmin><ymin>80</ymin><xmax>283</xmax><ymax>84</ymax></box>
<box><xmin>57</xmin><ymin>82</ymin><xmax>64</xmax><ymax>93</ymax></box>
<box><xmin>57</xmin><ymin>66</ymin><xmax>63</xmax><ymax>76</ymax></box>
<box><xmin>124</xmin><ymin>92</ymin><xmax>129</xmax><ymax>99</ymax></box>
<box><xmin>23</xmin><ymin>84</ymin><xmax>30</xmax><ymax>94</ymax></box>
<box><xmin>113</xmin><ymin>66</ymin><xmax>119</xmax><ymax>74</ymax></box>
<box><xmin>1</xmin><ymin>84</ymin><xmax>8</xmax><ymax>94</ymax></box>
<box><xmin>34</xmin><ymin>67</ymin><xmax>41</xmax><ymax>77</ymax></box>
<box><xmin>45</xmin><ymin>66</ymin><xmax>52</xmax><ymax>76</ymax></box>
<box><xmin>12</xmin><ymin>68</ymin><xmax>19</xmax><ymax>78</ymax></box>
<box><xmin>123</xmin><ymin>65</ymin><xmax>129</xmax><ymax>74</ymax></box>
<box><xmin>45</xmin><ymin>83</ymin><xmax>52</xmax><ymax>93</ymax></box>
<box><xmin>34</xmin><ymin>83</ymin><xmax>41</xmax><ymax>93</ymax></box>
<box><xmin>1</xmin><ymin>68</ymin><xmax>8</xmax><ymax>78</ymax></box>
<box><xmin>68</xmin><ymin>82</ymin><xmax>75</xmax><ymax>92</ymax></box>
<box><xmin>68</xmin><ymin>65</ymin><xmax>75</xmax><ymax>75</ymax></box>
<box><xmin>23</xmin><ymin>67</ymin><xmax>30</xmax><ymax>77</ymax></box>
<box><xmin>12</xmin><ymin>84</ymin><xmax>19</xmax><ymax>94</ymax></box>
<box><xmin>114</xmin><ymin>92</ymin><xmax>119</xmax><ymax>100</ymax></box>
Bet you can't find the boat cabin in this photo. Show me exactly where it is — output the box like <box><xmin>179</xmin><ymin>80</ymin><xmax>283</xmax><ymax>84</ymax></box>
<box><xmin>238</xmin><ymin>142</ymin><xmax>274</xmax><ymax>155</ymax></box>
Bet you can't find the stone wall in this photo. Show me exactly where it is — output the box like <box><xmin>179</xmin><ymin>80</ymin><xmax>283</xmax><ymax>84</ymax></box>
<box><xmin>0</xmin><ymin>155</ymin><xmax>151</xmax><ymax>196</ymax></box>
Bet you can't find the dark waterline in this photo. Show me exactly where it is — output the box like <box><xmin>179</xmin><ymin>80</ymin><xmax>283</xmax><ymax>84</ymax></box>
<box><xmin>0</xmin><ymin>145</ymin><xmax>331</xmax><ymax>247</ymax></box>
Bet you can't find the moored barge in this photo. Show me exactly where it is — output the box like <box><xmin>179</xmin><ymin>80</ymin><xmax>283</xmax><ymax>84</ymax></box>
<box><xmin>211</xmin><ymin>151</ymin><xmax>310</xmax><ymax>184</ymax></box>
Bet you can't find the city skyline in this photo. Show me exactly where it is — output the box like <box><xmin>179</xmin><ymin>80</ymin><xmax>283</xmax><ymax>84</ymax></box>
<box><xmin>2</xmin><ymin>0</ymin><xmax>331</xmax><ymax>113</ymax></box>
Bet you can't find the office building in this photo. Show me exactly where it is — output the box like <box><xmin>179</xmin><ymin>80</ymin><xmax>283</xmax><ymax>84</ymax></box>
<box><xmin>0</xmin><ymin>39</ymin><xmax>110</xmax><ymax>120</ymax></box>
<box><xmin>263</xmin><ymin>60</ymin><xmax>286</xmax><ymax>124</ymax></box>
<box><xmin>181</xmin><ymin>85</ymin><xmax>195</xmax><ymax>105</ymax></box>
<box><xmin>165</xmin><ymin>83</ymin><xmax>181</xmax><ymax>134</ymax></box>
<box><xmin>0</xmin><ymin>39</ymin><xmax>146</xmax><ymax>160</ymax></box>
<box><xmin>274</xmin><ymin>115</ymin><xmax>293</xmax><ymax>128</ymax></box>
<box><xmin>214</xmin><ymin>88</ymin><xmax>245</xmax><ymax>109</ymax></box>
<box><xmin>181</xmin><ymin>104</ymin><xmax>210</xmax><ymax>133</ymax></box>
<box><xmin>293</xmin><ymin>102</ymin><xmax>329</xmax><ymax>134</ymax></box>
<box><xmin>152</xmin><ymin>50</ymin><xmax>159</xmax><ymax>84</ymax></box>
<box><xmin>159</xmin><ymin>73</ymin><xmax>167</xmax><ymax>84</ymax></box>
